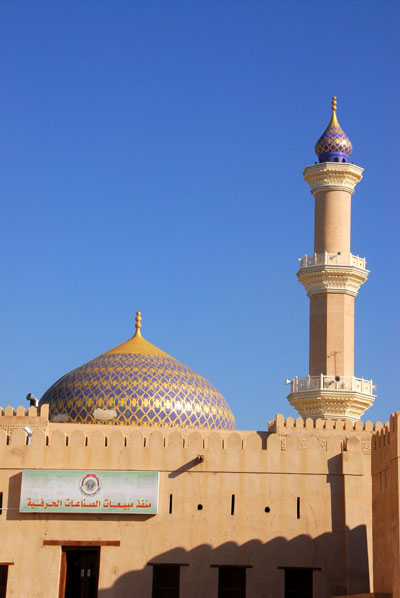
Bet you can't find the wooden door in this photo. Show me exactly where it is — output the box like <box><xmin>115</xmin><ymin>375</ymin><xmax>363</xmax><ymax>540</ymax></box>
<box><xmin>59</xmin><ymin>548</ymin><xmax>100</xmax><ymax>598</ymax></box>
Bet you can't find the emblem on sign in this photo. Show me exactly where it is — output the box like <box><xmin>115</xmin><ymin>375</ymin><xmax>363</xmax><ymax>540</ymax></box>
<box><xmin>79</xmin><ymin>473</ymin><xmax>102</xmax><ymax>496</ymax></box>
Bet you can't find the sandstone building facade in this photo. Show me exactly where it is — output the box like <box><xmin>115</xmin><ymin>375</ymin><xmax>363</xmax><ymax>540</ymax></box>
<box><xmin>0</xmin><ymin>99</ymin><xmax>398</xmax><ymax>598</ymax></box>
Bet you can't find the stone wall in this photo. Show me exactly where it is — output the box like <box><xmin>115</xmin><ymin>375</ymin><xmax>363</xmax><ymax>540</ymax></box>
<box><xmin>0</xmin><ymin>408</ymin><xmax>385</xmax><ymax>597</ymax></box>
<box><xmin>372</xmin><ymin>413</ymin><xmax>400</xmax><ymax>598</ymax></box>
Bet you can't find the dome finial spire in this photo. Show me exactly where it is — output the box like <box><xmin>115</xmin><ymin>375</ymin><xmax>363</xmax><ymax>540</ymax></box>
<box><xmin>134</xmin><ymin>311</ymin><xmax>142</xmax><ymax>337</ymax></box>
<box><xmin>314</xmin><ymin>96</ymin><xmax>352</xmax><ymax>163</ymax></box>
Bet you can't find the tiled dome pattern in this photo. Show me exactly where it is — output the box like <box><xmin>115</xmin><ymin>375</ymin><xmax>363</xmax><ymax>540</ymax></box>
<box><xmin>315</xmin><ymin>97</ymin><xmax>352</xmax><ymax>163</ymax></box>
<box><xmin>40</xmin><ymin>317</ymin><xmax>235</xmax><ymax>429</ymax></box>
<box><xmin>315</xmin><ymin>123</ymin><xmax>352</xmax><ymax>158</ymax></box>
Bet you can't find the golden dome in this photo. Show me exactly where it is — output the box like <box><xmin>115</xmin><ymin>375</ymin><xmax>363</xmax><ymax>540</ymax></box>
<box><xmin>40</xmin><ymin>313</ymin><xmax>235</xmax><ymax>429</ymax></box>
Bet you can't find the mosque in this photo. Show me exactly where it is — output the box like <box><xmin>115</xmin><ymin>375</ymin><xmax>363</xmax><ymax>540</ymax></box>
<box><xmin>0</xmin><ymin>99</ymin><xmax>398</xmax><ymax>598</ymax></box>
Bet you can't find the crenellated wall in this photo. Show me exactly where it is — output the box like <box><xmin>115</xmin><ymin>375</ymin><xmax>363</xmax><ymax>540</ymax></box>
<box><xmin>0</xmin><ymin>408</ymin><xmax>393</xmax><ymax>597</ymax></box>
<box><xmin>0</xmin><ymin>404</ymin><xmax>49</xmax><ymax>436</ymax></box>
<box><xmin>0</xmin><ymin>412</ymin><xmax>371</xmax><ymax>474</ymax></box>
<box><xmin>371</xmin><ymin>413</ymin><xmax>400</xmax><ymax>598</ymax></box>
<box><xmin>269</xmin><ymin>412</ymin><xmax>384</xmax><ymax>434</ymax></box>
<box><xmin>0</xmin><ymin>410</ymin><xmax>376</xmax><ymax>479</ymax></box>
<box><xmin>0</xmin><ymin>407</ymin><xmax>381</xmax><ymax>453</ymax></box>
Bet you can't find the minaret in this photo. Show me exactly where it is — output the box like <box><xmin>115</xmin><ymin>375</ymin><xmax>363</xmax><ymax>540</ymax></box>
<box><xmin>287</xmin><ymin>97</ymin><xmax>376</xmax><ymax>420</ymax></box>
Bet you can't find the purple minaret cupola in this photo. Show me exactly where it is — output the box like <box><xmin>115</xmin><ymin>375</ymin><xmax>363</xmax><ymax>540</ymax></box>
<box><xmin>315</xmin><ymin>96</ymin><xmax>353</xmax><ymax>163</ymax></box>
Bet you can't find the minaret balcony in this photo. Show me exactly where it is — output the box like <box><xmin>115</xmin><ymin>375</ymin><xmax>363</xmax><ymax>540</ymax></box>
<box><xmin>287</xmin><ymin>374</ymin><xmax>374</xmax><ymax>395</ymax></box>
<box><xmin>286</xmin><ymin>375</ymin><xmax>376</xmax><ymax>421</ymax></box>
<box><xmin>297</xmin><ymin>252</ymin><xmax>369</xmax><ymax>296</ymax></box>
<box><xmin>298</xmin><ymin>252</ymin><xmax>366</xmax><ymax>270</ymax></box>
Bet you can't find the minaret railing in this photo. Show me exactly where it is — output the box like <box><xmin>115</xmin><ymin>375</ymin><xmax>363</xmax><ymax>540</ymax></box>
<box><xmin>287</xmin><ymin>375</ymin><xmax>375</xmax><ymax>396</ymax></box>
<box><xmin>298</xmin><ymin>252</ymin><xmax>367</xmax><ymax>270</ymax></box>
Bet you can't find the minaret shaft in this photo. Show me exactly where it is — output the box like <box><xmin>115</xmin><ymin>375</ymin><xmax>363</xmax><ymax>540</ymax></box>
<box><xmin>309</xmin><ymin>293</ymin><xmax>354</xmax><ymax>377</ymax></box>
<box><xmin>314</xmin><ymin>190</ymin><xmax>351</xmax><ymax>254</ymax></box>
<box><xmin>310</xmin><ymin>187</ymin><xmax>354</xmax><ymax>378</ymax></box>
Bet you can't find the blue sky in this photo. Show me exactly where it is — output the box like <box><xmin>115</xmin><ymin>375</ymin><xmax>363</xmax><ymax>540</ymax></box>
<box><xmin>1</xmin><ymin>1</ymin><xmax>398</xmax><ymax>429</ymax></box>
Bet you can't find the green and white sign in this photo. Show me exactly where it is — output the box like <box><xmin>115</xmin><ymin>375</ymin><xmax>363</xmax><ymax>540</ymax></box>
<box><xmin>20</xmin><ymin>470</ymin><xmax>159</xmax><ymax>514</ymax></box>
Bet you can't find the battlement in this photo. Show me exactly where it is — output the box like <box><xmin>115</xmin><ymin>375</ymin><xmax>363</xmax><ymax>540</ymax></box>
<box><xmin>0</xmin><ymin>408</ymin><xmax>377</xmax><ymax>477</ymax></box>
<box><xmin>1</xmin><ymin>408</ymin><xmax>396</xmax><ymax>476</ymax></box>
<box><xmin>268</xmin><ymin>413</ymin><xmax>383</xmax><ymax>433</ymax></box>
<box><xmin>0</xmin><ymin>405</ymin><xmax>49</xmax><ymax>418</ymax></box>
<box><xmin>371</xmin><ymin>413</ymin><xmax>400</xmax><ymax>474</ymax></box>
<box><xmin>0</xmin><ymin>406</ymin><xmax>384</xmax><ymax>434</ymax></box>
<box><xmin>0</xmin><ymin>404</ymin><xmax>50</xmax><ymax>436</ymax></box>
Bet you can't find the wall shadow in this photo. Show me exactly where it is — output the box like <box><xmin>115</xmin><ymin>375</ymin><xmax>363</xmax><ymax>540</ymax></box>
<box><xmin>97</xmin><ymin>530</ymin><xmax>370</xmax><ymax>598</ymax></box>
<box><xmin>327</xmin><ymin>455</ymin><xmax>370</xmax><ymax>595</ymax></box>
<box><xmin>168</xmin><ymin>457</ymin><xmax>203</xmax><ymax>478</ymax></box>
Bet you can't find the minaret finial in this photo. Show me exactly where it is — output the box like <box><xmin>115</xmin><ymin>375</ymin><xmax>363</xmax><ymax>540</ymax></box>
<box><xmin>314</xmin><ymin>96</ymin><xmax>352</xmax><ymax>163</ymax></box>
<box><xmin>134</xmin><ymin>311</ymin><xmax>142</xmax><ymax>337</ymax></box>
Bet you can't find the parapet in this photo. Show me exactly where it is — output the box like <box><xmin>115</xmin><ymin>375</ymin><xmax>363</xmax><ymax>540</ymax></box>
<box><xmin>1</xmin><ymin>408</ymin><xmax>396</xmax><ymax>476</ymax></box>
<box><xmin>0</xmin><ymin>408</ymin><xmax>377</xmax><ymax>477</ymax></box>
<box><xmin>0</xmin><ymin>404</ymin><xmax>49</xmax><ymax>435</ymax></box>
<box><xmin>371</xmin><ymin>412</ymin><xmax>400</xmax><ymax>475</ymax></box>
<box><xmin>268</xmin><ymin>413</ymin><xmax>383</xmax><ymax>434</ymax></box>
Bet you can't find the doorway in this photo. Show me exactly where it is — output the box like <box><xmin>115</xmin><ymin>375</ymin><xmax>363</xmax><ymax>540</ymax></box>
<box><xmin>59</xmin><ymin>547</ymin><xmax>100</xmax><ymax>598</ymax></box>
